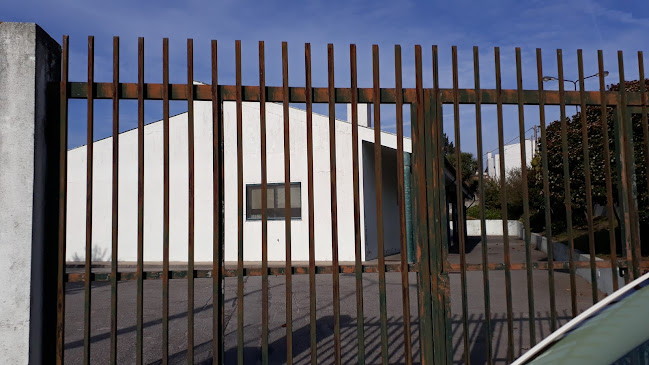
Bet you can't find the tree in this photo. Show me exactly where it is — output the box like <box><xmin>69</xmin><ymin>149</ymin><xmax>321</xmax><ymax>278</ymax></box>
<box><xmin>443</xmin><ymin>133</ymin><xmax>479</xmax><ymax>195</ymax></box>
<box><xmin>483</xmin><ymin>167</ymin><xmax>526</xmax><ymax>220</ymax></box>
<box><xmin>528</xmin><ymin>79</ymin><xmax>649</xmax><ymax>254</ymax></box>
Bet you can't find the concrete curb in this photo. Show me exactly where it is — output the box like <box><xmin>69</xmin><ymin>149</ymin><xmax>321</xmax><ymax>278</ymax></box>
<box><xmin>530</xmin><ymin>232</ymin><xmax>624</xmax><ymax>295</ymax></box>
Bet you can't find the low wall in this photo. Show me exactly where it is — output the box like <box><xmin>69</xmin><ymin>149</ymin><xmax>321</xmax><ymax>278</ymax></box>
<box><xmin>531</xmin><ymin>233</ymin><xmax>624</xmax><ymax>295</ymax></box>
<box><xmin>464</xmin><ymin>220</ymin><xmax>524</xmax><ymax>238</ymax></box>
<box><xmin>461</xmin><ymin>219</ymin><xmax>624</xmax><ymax>295</ymax></box>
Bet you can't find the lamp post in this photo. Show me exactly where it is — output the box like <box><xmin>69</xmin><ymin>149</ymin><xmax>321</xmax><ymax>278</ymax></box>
<box><xmin>542</xmin><ymin>71</ymin><xmax>609</xmax><ymax>113</ymax></box>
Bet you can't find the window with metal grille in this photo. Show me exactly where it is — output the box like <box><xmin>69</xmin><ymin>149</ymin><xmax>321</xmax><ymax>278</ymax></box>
<box><xmin>246</xmin><ymin>182</ymin><xmax>301</xmax><ymax>220</ymax></box>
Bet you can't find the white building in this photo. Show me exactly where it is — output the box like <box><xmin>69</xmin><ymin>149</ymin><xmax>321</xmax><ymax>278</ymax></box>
<box><xmin>486</xmin><ymin>138</ymin><xmax>536</xmax><ymax>180</ymax></box>
<box><xmin>66</xmin><ymin>99</ymin><xmax>468</xmax><ymax>263</ymax></box>
<box><xmin>67</xmin><ymin>100</ymin><xmax>408</xmax><ymax>263</ymax></box>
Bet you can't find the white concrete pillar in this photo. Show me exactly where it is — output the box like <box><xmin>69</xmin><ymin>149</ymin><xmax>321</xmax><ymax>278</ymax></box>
<box><xmin>347</xmin><ymin>103</ymin><xmax>371</xmax><ymax>127</ymax></box>
<box><xmin>0</xmin><ymin>22</ymin><xmax>61</xmax><ymax>364</ymax></box>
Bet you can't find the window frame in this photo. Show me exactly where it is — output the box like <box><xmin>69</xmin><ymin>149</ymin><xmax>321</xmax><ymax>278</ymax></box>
<box><xmin>245</xmin><ymin>182</ymin><xmax>302</xmax><ymax>221</ymax></box>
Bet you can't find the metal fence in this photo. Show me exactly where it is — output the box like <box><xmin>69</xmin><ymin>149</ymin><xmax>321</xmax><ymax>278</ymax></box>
<box><xmin>56</xmin><ymin>36</ymin><xmax>649</xmax><ymax>365</ymax></box>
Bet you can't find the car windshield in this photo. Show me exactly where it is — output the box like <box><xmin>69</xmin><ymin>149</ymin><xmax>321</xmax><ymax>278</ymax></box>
<box><xmin>520</xmin><ymin>273</ymin><xmax>649</xmax><ymax>364</ymax></box>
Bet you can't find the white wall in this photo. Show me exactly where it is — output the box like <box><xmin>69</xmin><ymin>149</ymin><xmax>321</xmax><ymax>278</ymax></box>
<box><xmin>486</xmin><ymin>139</ymin><xmax>535</xmax><ymax>180</ymax></box>
<box><xmin>66</xmin><ymin>101</ymin><xmax>411</xmax><ymax>263</ymax></box>
<box><xmin>464</xmin><ymin>219</ymin><xmax>524</xmax><ymax>237</ymax></box>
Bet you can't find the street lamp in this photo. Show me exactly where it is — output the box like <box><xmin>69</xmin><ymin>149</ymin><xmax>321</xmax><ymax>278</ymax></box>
<box><xmin>543</xmin><ymin>71</ymin><xmax>609</xmax><ymax>113</ymax></box>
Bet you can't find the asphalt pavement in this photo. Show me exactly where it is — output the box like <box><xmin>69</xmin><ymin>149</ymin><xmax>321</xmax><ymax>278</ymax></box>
<box><xmin>63</xmin><ymin>236</ymin><xmax>605</xmax><ymax>364</ymax></box>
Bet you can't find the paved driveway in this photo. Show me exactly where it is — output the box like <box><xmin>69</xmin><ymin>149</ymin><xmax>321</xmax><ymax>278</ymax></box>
<box><xmin>64</xmin><ymin>236</ymin><xmax>605</xmax><ymax>364</ymax></box>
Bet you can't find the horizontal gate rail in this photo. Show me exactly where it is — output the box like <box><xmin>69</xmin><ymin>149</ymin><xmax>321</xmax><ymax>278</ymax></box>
<box><xmin>62</xmin><ymin>258</ymin><xmax>649</xmax><ymax>283</ymax></box>
<box><xmin>66</xmin><ymin>82</ymin><xmax>649</xmax><ymax>106</ymax></box>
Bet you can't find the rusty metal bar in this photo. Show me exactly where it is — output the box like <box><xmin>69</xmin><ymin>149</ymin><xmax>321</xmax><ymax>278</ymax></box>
<box><xmin>186</xmin><ymin>38</ymin><xmax>196</xmax><ymax>365</ymax></box>
<box><xmin>495</xmin><ymin>46</ymin><xmax>514</xmax><ymax>363</ymax></box>
<box><xmin>211</xmin><ymin>39</ymin><xmax>223</xmax><ymax>365</ymax></box>
<box><xmin>84</xmin><ymin>35</ymin><xmax>94</xmax><ymax>365</ymax></box>
<box><xmin>452</xmin><ymin>45</ymin><xmax>470</xmax><ymax>365</ymax></box>
<box><xmin>235</xmin><ymin>40</ymin><xmax>244</xmax><ymax>365</ymax></box>
<box><xmin>68</xmin><ymin>82</ymin><xmax>649</xmax><ymax>107</ymax></box>
<box><xmin>259</xmin><ymin>41</ymin><xmax>270</xmax><ymax>365</ymax></box>
<box><xmin>449</xmin><ymin>261</ymin><xmax>630</xmax><ymax>271</ymax></box>
<box><xmin>162</xmin><ymin>37</ymin><xmax>170</xmax><ymax>365</ymax></box>
<box><xmin>640</xmin><ymin>51</ymin><xmax>649</xmax><ymax>206</ymax></box>
<box><xmin>394</xmin><ymin>45</ymin><xmax>413</xmax><ymax>365</ymax></box>
<box><xmin>56</xmin><ymin>34</ymin><xmax>69</xmax><ymax>365</ymax></box>
<box><xmin>372</xmin><ymin>44</ymin><xmax>389</xmax><ymax>365</ymax></box>
<box><xmin>413</xmin><ymin>45</ymin><xmax>433</xmax><ymax>365</ymax></box>
<box><xmin>328</xmin><ymin>44</ymin><xmax>342</xmax><ymax>365</ymax></box>
<box><xmin>617</xmin><ymin>51</ymin><xmax>633</xmax><ymax>279</ymax></box>
<box><xmin>598</xmin><ymin>50</ymin><xmax>619</xmax><ymax>292</ymax></box>
<box><xmin>64</xmin><ymin>258</ymin><xmax>649</xmax><ymax>283</ymax></box>
<box><xmin>618</xmin><ymin>51</ymin><xmax>642</xmax><ymax>280</ymax></box>
<box><xmin>282</xmin><ymin>41</ymin><xmax>294</xmax><ymax>365</ymax></box>
<box><xmin>614</xmin><ymin>93</ymin><xmax>630</xmax><ymax>285</ymax></box>
<box><xmin>515</xmin><ymin>47</ymin><xmax>536</xmax><ymax>346</ymax></box>
<box><xmin>110</xmin><ymin>36</ymin><xmax>119</xmax><ymax>365</ymax></box>
<box><xmin>474</xmin><ymin>46</ymin><xmax>493</xmax><ymax>365</ymax></box>
<box><xmin>639</xmin><ymin>51</ymin><xmax>648</xmax><ymax>264</ymax></box>
<box><xmin>557</xmin><ymin>49</ymin><xmax>578</xmax><ymax>317</ymax></box>
<box><xmin>577</xmin><ymin>50</ymin><xmax>599</xmax><ymax>304</ymax></box>
<box><xmin>428</xmin><ymin>45</ymin><xmax>446</xmax><ymax>365</ymax></box>
<box><xmin>349</xmin><ymin>44</ymin><xmax>366</xmax><ymax>365</ymax></box>
<box><xmin>136</xmin><ymin>36</ymin><xmax>145</xmax><ymax>365</ymax></box>
<box><xmin>304</xmin><ymin>42</ymin><xmax>316</xmax><ymax>365</ymax></box>
<box><xmin>536</xmin><ymin>48</ymin><xmax>558</xmax><ymax>331</ymax></box>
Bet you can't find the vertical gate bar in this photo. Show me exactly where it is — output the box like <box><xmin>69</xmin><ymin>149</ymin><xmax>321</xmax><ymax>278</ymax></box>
<box><xmin>282</xmin><ymin>41</ymin><xmax>294</xmax><ymax>365</ymax></box>
<box><xmin>430</xmin><ymin>45</ymin><xmax>448</xmax><ymax>365</ymax></box>
<box><xmin>84</xmin><ymin>35</ymin><xmax>94</xmax><ymax>365</ymax></box>
<box><xmin>452</xmin><ymin>46</ymin><xmax>470</xmax><ymax>365</ymax></box>
<box><xmin>598</xmin><ymin>51</ymin><xmax>619</xmax><ymax>292</ymax></box>
<box><xmin>136</xmin><ymin>36</ymin><xmax>145</xmax><ymax>365</ymax></box>
<box><xmin>414</xmin><ymin>45</ymin><xmax>434</xmax><ymax>365</ymax></box>
<box><xmin>556</xmin><ymin>49</ymin><xmax>578</xmax><ymax>317</ymax></box>
<box><xmin>304</xmin><ymin>43</ymin><xmax>317</xmax><ymax>365</ymax></box>
<box><xmin>162</xmin><ymin>38</ymin><xmax>170</xmax><ymax>365</ymax></box>
<box><xmin>577</xmin><ymin>50</ymin><xmax>599</xmax><ymax>304</ymax></box>
<box><xmin>394</xmin><ymin>45</ymin><xmax>413</xmax><ymax>365</ymax></box>
<box><xmin>436</xmin><ymin>62</ymin><xmax>453</xmax><ymax>365</ymax></box>
<box><xmin>56</xmin><ymin>35</ymin><xmax>69</xmax><ymax>365</ymax></box>
<box><xmin>536</xmin><ymin>49</ymin><xmax>558</xmax><ymax>330</ymax></box>
<box><xmin>328</xmin><ymin>44</ymin><xmax>342</xmax><ymax>365</ymax></box>
<box><xmin>613</xmin><ymin>105</ymin><xmax>630</xmax><ymax>285</ymax></box>
<box><xmin>349</xmin><ymin>44</ymin><xmax>366</xmax><ymax>365</ymax></box>
<box><xmin>473</xmin><ymin>46</ymin><xmax>493</xmax><ymax>364</ymax></box>
<box><xmin>259</xmin><ymin>41</ymin><xmax>270</xmax><ymax>365</ymax></box>
<box><xmin>410</xmin><ymin>102</ymin><xmax>420</xmax><ymax>358</ymax></box>
<box><xmin>235</xmin><ymin>40</ymin><xmax>244</xmax><ymax>365</ymax></box>
<box><xmin>187</xmin><ymin>38</ymin><xmax>196</xmax><ymax>365</ymax></box>
<box><xmin>638</xmin><ymin>51</ymin><xmax>648</xmax><ymax>264</ymax></box>
<box><xmin>515</xmin><ymin>47</ymin><xmax>536</xmax><ymax>345</ymax></box>
<box><xmin>617</xmin><ymin>51</ymin><xmax>642</xmax><ymax>280</ymax></box>
<box><xmin>110</xmin><ymin>36</ymin><xmax>120</xmax><ymax>365</ymax></box>
<box><xmin>494</xmin><ymin>47</ymin><xmax>514</xmax><ymax>362</ymax></box>
<box><xmin>426</xmin><ymin>48</ymin><xmax>439</xmax><ymax>365</ymax></box>
<box><xmin>212</xmin><ymin>39</ymin><xmax>225</xmax><ymax>365</ymax></box>
<box><xmin>372</xmin><ymin>44</ymin><xmax>389</xmax><ymax>365</ymax></box>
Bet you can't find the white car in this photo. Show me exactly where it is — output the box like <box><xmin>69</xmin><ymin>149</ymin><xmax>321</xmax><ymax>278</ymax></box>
<box><xmin>512</xmin><ymin>271</ymin><xmax>649</xmax><ymax>364</ymax></box>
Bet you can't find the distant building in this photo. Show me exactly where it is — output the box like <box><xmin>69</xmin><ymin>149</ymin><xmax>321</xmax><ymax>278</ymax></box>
<box><xmin>486</xmin><ymin>137</ymin><xmax>536</xmax><ymax>180</ymax></box>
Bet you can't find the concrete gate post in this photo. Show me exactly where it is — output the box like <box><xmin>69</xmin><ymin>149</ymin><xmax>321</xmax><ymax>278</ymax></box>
<box><xmin>0</xmin><ymin>22</ymin><xmax>61</xmax><ymax>364</ymax></box>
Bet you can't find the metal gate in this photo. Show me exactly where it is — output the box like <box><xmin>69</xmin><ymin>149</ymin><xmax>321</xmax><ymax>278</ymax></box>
<box><xmin>56</xmin><ymin>36</ymin><xmax>649</xmax><ymax>364</ymax></box>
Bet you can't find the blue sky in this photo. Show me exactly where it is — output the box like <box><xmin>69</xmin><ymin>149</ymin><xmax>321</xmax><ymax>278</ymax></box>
<box><xmin>4</xmin><ymin>0</ymin><xmax>649</xmax><ymax>160</ymax></box>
